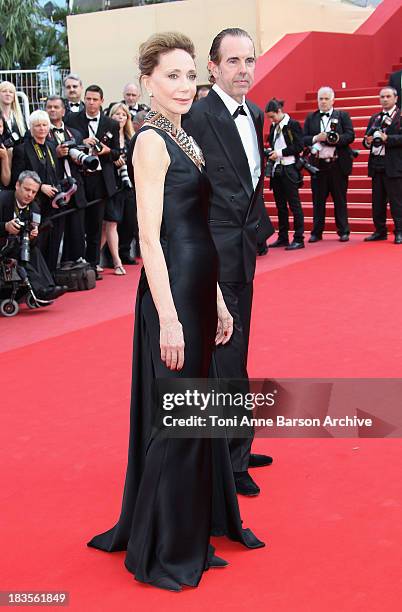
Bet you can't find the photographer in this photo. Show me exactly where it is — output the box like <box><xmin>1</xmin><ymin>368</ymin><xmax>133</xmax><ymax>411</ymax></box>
<box><xmin>303</xmin><ymin>86</ymin><xmax>355</xmax><ymax>243</ymax></box>
<box><xmin>105</xmin><ymin>83</ymin><xmax>149</xmax><ymax>122</ymax></box>
<box><xmin>63</xmin><ymin>73</ymin><xmax>85</xmax><ymax>120</ymax></box>
<box><xmin>0</xmin><ymin>171</ymin><xmax>66</xmax><ymax>300</ymax></box>
<box><xmin>0</xmin><ymin>81</ymin><xmax>27</xmax><ymax>143</ymax></box>
<box><xmin>101</xmin><ymin>103</ymin><xmax>137</xmax><ymax>274</ymax></box>
<box><xmin>265</xmin><ymin>98</ymin><xmax>305</xmax><ymax>250</ymax></box>
<box><xmin>46</xmin><ymin>95</ymin><xmax>88</xmax><ymax>264</ymax></box>
<box><xmin>65</xmin><ymin>85</ymin><xmax>120</xmax><ymax>279</ymax></box>
<box><xmin>11</xmin><ymin>110</ymin><xmax>63</xmax><ymax>274</ymax></box>
<box><xmin>363</xmin><ymin>87</ymin><xmax>402</xmax><ymax>244</ymax></box>
<box><xmin>0</xmin><ymin>112</ymin><xmax>12</xmax><ymax>189</ymax></box>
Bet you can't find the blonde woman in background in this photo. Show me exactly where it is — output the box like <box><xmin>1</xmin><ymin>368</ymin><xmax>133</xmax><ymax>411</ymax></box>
<box><xmin>100</xmin><ymin>102</ymin><xmax>135</xmax><ymax>275</ymax></box>
<box><xmin>0</xmin><ymin>81</ymin><xmax>27</xmax><ymax>141</ymax></box>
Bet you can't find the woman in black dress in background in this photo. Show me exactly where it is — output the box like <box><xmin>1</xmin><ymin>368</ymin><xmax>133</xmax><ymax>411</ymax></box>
<box><xmin>87</xmin><ymin>32</ymin><xmax>264</xmax><ymax>592</ymax></box>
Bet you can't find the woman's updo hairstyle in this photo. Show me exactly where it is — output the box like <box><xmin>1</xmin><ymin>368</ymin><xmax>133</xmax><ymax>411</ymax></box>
<box><xmin>139</xmin><ymin>31</ymin><xmax>195</xmax><ymax>78</ymax></box>
<box><xmin>265</xmin><ymin>98</ymin><xmax>285</xmax><ymax>113</ymax></box>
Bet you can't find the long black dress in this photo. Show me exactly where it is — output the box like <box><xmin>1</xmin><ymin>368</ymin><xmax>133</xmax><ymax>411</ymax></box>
<box><xmin>87</xmin><ymin>122</ymin><xmax>264</xmax><ymax>588</ymax></box>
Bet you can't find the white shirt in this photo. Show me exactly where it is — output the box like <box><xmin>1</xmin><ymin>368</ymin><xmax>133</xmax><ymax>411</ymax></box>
<box><xmin>86</xmin><ymin>114</ymin><xmax>102</xmax><ymax>171</ymax></box>
<box><xmin>212</xmin><ymin>84</ymin><xmax>261</xmax><ymax>189</ymax></box>
<box><xmin>272</xmin><ymin>114</ymin><xmax>295</xmax><ymax>167</ymax></box>
<box><xmin>68</xmin><ymin>101</ymin><xmax>81</xmax><ymax>113</ymax></box>
<box><xmin>372</xmin><ymin>105</ymin><xmax>397</xmax><ymax>157</ymax></box>
<box><xmin>314</xmin><ymin>107</ymin><xmax>337</xmax><ymax>160</ymax></box>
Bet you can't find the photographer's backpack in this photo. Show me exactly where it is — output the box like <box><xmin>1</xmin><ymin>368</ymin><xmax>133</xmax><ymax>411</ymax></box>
<box><xmin>55</xmin><ymin>261</ymin><xmax>96</xmax><ymax>292</ymax></box>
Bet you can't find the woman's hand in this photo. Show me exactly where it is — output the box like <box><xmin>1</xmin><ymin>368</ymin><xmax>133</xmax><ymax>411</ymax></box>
<box><xmin>216</xmin><ymin>298</ymin><xmax>233</xmax><ymax>345</ymax></box>
<box><xmin>160</xmin><ymin>319</ymin><xmax>185</xmax><ymax>370</ymax></box>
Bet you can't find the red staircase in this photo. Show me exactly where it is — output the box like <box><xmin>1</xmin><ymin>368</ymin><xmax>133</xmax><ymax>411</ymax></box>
<box><xmin>264</xmin><ymin>59</ymin><xmax>402</xmax><ymax>234</ymax></box>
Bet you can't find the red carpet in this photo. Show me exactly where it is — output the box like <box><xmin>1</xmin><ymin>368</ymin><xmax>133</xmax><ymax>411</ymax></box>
<box><xmin>1</xmin><ymin>241</ymin><xmax>402</xmax><ymax>611</ymax></box>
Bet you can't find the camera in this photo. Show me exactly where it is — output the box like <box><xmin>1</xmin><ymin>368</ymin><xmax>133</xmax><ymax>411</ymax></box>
<box><xmin>51</xmin><ymin>177</ymin><xmax>78</xmax><ymax>208</ymax></box>
<box><xmin>92</xmin><ymin>131</ymin><xmax>114</xmax><ymax>154</ymax></box>
<box><xmin>263</xmin><ymin>148</ymin><xmax>275</xmax><ymax>178</ymax></box>
<box><xmin>0</xmin><ymin>131</ymin><xmax>23</xmax><ymax>149</ymax></box>
<box><xmin>367</xmin><ymin>115</ymin><xmax>393</xmax><ymax>147</ymax></box>
<box><xmin>326</xmin><ymin>118</ymin><xmax>340</xmax><ymax>145</ymax></box>
<box><xmin>295</xmin><ymin>152</ymin><xmax>320</xmax><ymax>176</ymax></box>
<box><xmin>10</xmin><ymin>211</ymin><xmax>42</xmax><ymax>263</ymax></box>
<box><xmin>117</xmin><ymin>150</ymin><xmax>132</xmax><ymax>189</ymax></box>
<box><xmin>59</xmin><ymin>138</ymin><xmax>99</xmax><ymax>172</ymax></box>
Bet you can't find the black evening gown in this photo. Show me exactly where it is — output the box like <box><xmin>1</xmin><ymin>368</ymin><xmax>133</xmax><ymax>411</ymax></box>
<box><xmin>87</xmin><ymin>125</ymin><xmax>264</xmax><ymax>588</ymax></box>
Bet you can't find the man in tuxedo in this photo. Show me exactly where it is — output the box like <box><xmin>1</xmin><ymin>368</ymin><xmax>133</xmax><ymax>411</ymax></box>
<box><xmin>65</xmin><ymin>85</ymin><xmax>120</xmax><ymax>278</ymax></box>
<box><xmin>303</xmin><ymin>86</ymin><xmax>355</xmax><ymax>242</ymax></box>
<box><xmin>45</xmin><ymin>95</ymin><xmax>88</xmax><ymax>264</ymax></box>
<box><xmin>105</xmin><ymin>83</ymin><xmax>149</xmax><ymax>122</ymax></box>
<box><xmin>388</xmin><ymin>69</ymin><xmax>402</xmax><ymax>108</ymax></box>
<box><xmin>183</xmin><ymin>28</ymin><xmax>274</xmax><ymax>496</ymax></box>
<box><xmin>63</xmin><ymin>74</ymin><xmax>85</xmax><ymax>119</ymax></box>
<box><xmin>363</xmin><ymin>87</ymin><xmax>402</xmax><ymax>244</ymax></box>
<box><xmin>0</xmin><ymin>171</ymin><xmax>66</xmax><ymax>300</ymax></box>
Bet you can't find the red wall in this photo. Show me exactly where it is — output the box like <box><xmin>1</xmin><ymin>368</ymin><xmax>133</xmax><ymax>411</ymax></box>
<box><xmin>249</xmin><ymin>0</ymin><xmax>402</xmax><ymax>113</ymax></box>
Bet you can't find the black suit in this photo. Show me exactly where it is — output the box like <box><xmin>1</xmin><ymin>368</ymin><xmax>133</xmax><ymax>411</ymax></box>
<box><xmin>303</xmin><ymin>109</ymin><xmax>355</xmax><ymax>237</ymax></box>
<box><xmin>63</xmin><ymin>100</ymin><xmax>85</xmax><ymax>124</ymax></box>
<box><xmin>65</xmin><ymin>110</ymin><xmax>120</xmax><ymax>267</ymax></box>
<box><xmin>11</xmin><ymin>136</ymin><xmax>62</xmax><ymax>272</ymax></box>
<box><xmin>363</xmin><ymin>108</ymin><xmax>402</xmax><ymax>234</ymax></box>
<box><xmin>268</xmin><ymin>117</ymin><xmax>304</xmax><ymax>241</ymax></box>
<box><xmin>48</xmin><ymin>125</ymin><xmax>88</xmax><ymax>262</ymax></box>
<box><xmin>0</xmin><ymin>190</ymin><xmax>55</xmax><ymax>293</ymax></box>
<box><xmin>183</xmin><ymin>89</ymin><xmax>272</xmax><ymax>471</ymax></box>
<box><xmin>389</xmin><ymin>71</ymin><xmax>402</xmax><ymax>108</ymax></box>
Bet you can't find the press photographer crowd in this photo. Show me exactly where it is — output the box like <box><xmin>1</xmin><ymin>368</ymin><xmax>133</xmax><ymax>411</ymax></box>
<box><xmin>0</xmin><ymin>67</ymin><xmax>401</xmax><ymax>316</ymax></box>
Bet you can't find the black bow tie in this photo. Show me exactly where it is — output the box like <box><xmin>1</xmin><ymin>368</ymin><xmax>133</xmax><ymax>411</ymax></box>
<box><xmin>70</xmin><ymin>102</ymin><xmax>80</xmax><ymax>108</ymax></box>
<box><xmin>320</xmin><ymin>112</ymin><xmax>330</xmax><ymax>118</ymax></box>
<box><xmin>87</xmin><ymin>117</ymin><xmax>98</xmax><ymax>122</ymax></box>
<box><xmin>129</xmin><ymin>106</ymin><xmax>138</xmax><ymax>111</ymax></box>
<box><xmin>53</xmin><ymin>127</ymin><xmax>64</xmax><ymax>133</ymax></box>
<box><xmin>232</xmin><ymin>105</ymin><xmax>247</xmax><ymax>119</ymax></box>
<box><xmin>380</xmin><ymin>111</ymin><xmax>389</xmax><ymax>117</ymax></box>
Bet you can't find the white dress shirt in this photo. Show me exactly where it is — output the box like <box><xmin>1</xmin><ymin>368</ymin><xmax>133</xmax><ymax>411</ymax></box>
<box><xmin>86</xmin><ymin>113</ymin><xmax>102</xmax><ymax>171</ymax></box>
<box><xmin>313</xmin><ymin>108</ymin><xmax>337</xmax><ymax>160</ymax></box>
<box><xmin>212</xmin><ymin>84</ymin><xmax>261</xmax><ymax>189</ymax></box>
<box><xmin>372</xmin><ymin>105</ymin><xmax>397</xmax><ymax>157</ymax></box>
<box><xmin>272</xmin><ymin>113</ymin><xmax>295</xmax><ymax>169</ymax></box>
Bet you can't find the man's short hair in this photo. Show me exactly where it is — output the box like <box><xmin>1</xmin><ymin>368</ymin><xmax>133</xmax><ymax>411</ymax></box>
<box><xmin>17</xmin><ymin>170</ymin><xmax>41</xmax><ymax>186</ymax></box>
<box><xmin>46</xmin><ymin>95</ymin><xmax>65</xmax><ymax>109</ymax></box>
<box><xmin>63</xmin><ymin>73</ymin><xmax>83</xmax><ymax>87</ymax></box>
<box><xmin>380</xmin><ymin>86</ymin><xmax>398</xmax><ymax>97</ymax></box>
<box><xmin>85</xmin><ymin>84</ymin><xmax>104</xmax><ymax>99</ymax></box>
<box><xmin>317</xmin><ymin>86</ymin><xmax>335</xmax><ymax>99</ymax></box>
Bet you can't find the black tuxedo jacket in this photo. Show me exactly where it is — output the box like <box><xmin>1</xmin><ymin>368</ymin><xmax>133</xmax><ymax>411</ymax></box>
<box><xmin>47</xmin><ymin>125</ymin><xmax>88</xmax><ymax>209</ymax></box>
<box><xmin>63</xmin><ymin>100</ymin><xmax>85</xmax><ymax>123</ymax></box>
<box><xmin>389</xmin><ymin>70</ymin><xmax>402</xmax><ymax>108</ymax></box>
<box><xmin>268</xmin><ymin>117</ymin><xmax>304</xmax><ymax>155</ymax></box>
<box><xmin>303</xmin><ymin>109</ymin><xmax>355</xmax><ymax>176</ymax></box>
<box><xmin>65</xmin><ymin>110</ymin><xmax>120</xmax><ymax>197</ymax></box>
<box><xmin>182</xmin><ymin>89</ymin><xmax>273</xmax><ymax>283</ymax></box>
<box><xmin>364</xmin><ymin>109</ymin><xmax>402</xmax><ymax>178</ymax></box>
<box><xmin>0</xmin><ymin>189</ymin><xmax>40</xmax><ymax>246</ymax></box>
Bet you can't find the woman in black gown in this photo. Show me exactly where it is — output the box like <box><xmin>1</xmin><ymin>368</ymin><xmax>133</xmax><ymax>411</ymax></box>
<box><xmin>87</xmin><ymin>32</ymin><xmax>264</xmax><ymax>592</ymax></box>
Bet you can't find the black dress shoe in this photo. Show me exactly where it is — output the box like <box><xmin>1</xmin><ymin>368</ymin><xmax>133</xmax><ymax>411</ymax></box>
<box><xmin>249</xmin><ymin>453</ymin><xmax>273</xmax><ymax>468</ymax></box>
<box><xmin>234</xmin><ymin>471</ymin><xmax>260</xmax><ymax>496</ymax></box>
<box><xmin>394</xmin><ymin>232</ymin><xmax>402</xmax><ymax>244</ymax></box>
<box><xmin>121</xmin><ymin>255</ymin><xmax>138</xmax><ymax>265</ymax></box>
<box><xmin>364</xmin><ymin>232</ymin><xmax>387</xmax><ymax>242</ymax></box>
<box><xmin>208</xmin><ymin>554</ymin><xmax>229</xmax><ymax>568</ymax></box>
<box><xmin>285</xmin><ymin>241</ymin><xmax>305</xmax><ymax>250</ymax></box>
<box><xmin>270</xmin><ymin>238</ymin><xmax>289</xmax><ymax>248</ymax></box>
<box><xmin>339</xmin><ymin>234</ymin><xmax>349</xmax><ymax>242</ymax></box>
<box><xmin>308</xmin><ymin>234</ymin><xmax>322</xmax><ymax>243</ymax></box>
<box><xmin>40</xmin><ymin>285</ymin><xmax>67</xmax><ymax>300</ymax></box>
<box><xmin>149</xmin><ymin>576</ymin><xmax>182</xmax><ymax>592</ymax></box>
<box><xmin>95</xmin><ymin>270</ymin><xmax>103</xmax><ymax>281</ymax></box>
<box><xmin>257</xmin><ymin>243</ymin><xmax>269</xmax><ymax>256</ymax></box>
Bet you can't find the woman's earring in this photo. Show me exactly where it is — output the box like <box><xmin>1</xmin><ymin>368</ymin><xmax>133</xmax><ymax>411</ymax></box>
<box><xmin>148</xmin><ymin>91</ymin><xmax>153</xmax><ymax>98</ymax></box>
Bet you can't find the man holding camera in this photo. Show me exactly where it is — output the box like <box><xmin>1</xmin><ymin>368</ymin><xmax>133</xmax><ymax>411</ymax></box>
<box><xmin>46</xmin><ymin>96</ymin><xmax>88</xmax><ymax>264</ymax></box>
<box><xmin>303</xmin><ymin>86</ymin><xmax>355</xmax><ymax>242</ymax></box>
<box><xmin>65</xmin><ymin>85</ymin><xmax>120</xmax><ymax>278</ymax></box>
<box><xmin>363</xmin><ymin>87</ymin><xmax>402</xmax><ymax>244</ymax></box>
<box><xmin>0</xmin><ymin>171</ymin><xmax>66</xmax><ymax>300</ymax></box>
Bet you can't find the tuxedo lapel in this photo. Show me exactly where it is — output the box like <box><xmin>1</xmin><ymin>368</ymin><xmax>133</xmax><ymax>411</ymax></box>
<box><xmin>206</xmin><ymin>90</ymin><xmax>253</xmax><ymax>199</ymax></box>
